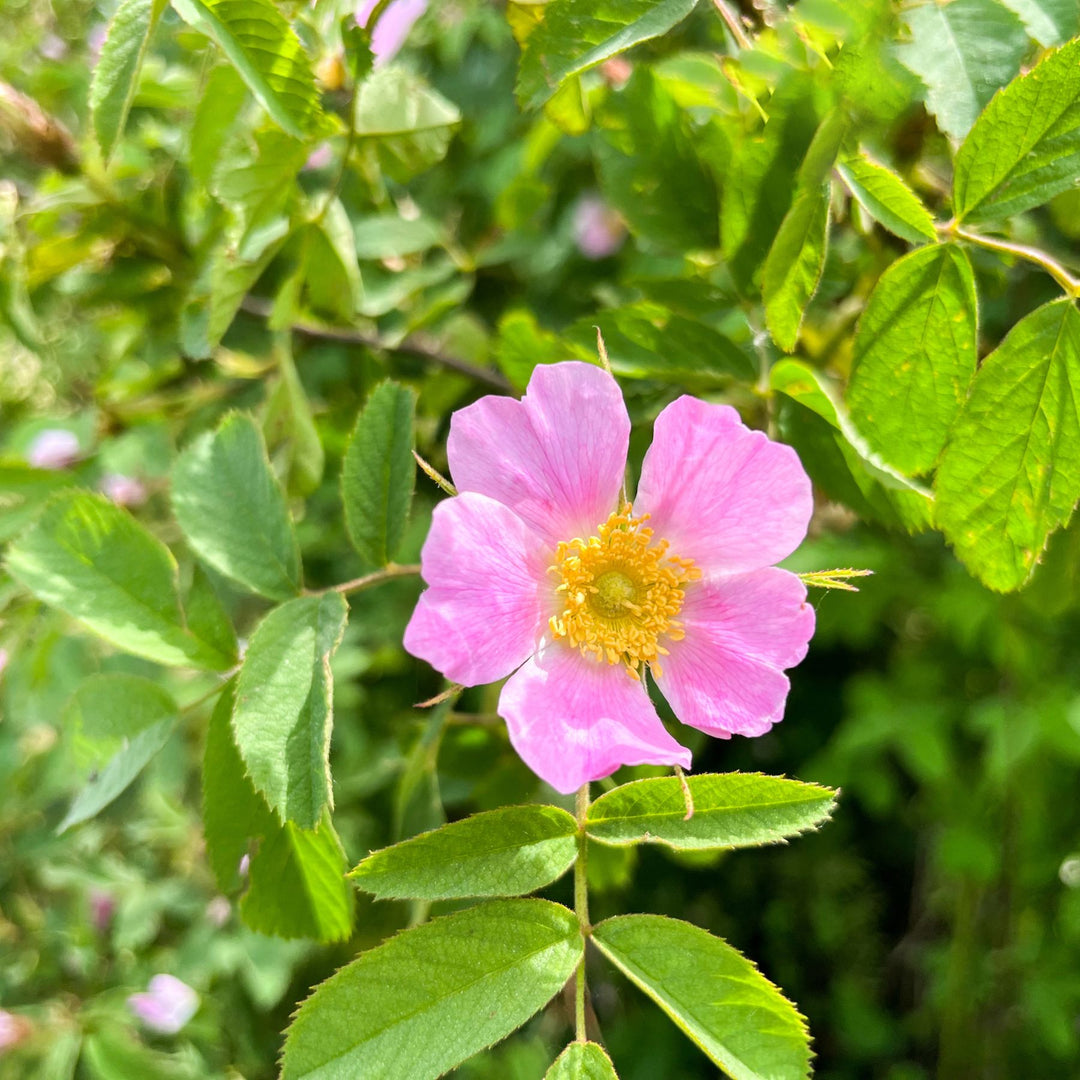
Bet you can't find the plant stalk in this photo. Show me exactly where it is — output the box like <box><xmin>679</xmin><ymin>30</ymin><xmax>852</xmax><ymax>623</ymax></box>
<box><xmin>574</xmin><ymin>783</ymin><xmax>590</xmax><ymax>1042</ymax></box>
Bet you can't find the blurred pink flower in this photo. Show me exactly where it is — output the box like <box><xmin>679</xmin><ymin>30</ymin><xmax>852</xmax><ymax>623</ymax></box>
<box><xmin>356</xmin><ymin>0</ymin><xmax>427</xmax><ymax>66</ymax></box>
<box><xmin>39</xmin><ymin>34</ymin><xmax>68</xmax><ymax>61</ymax></box>
<box><xmin>128</xmin><ymin>974</ymin><xmax>199</xmax><ymax>1035</ymax></box>
<box><xmin>0</xmin><ymin>648</ymin><xmax>8</xmax><ymax>679</ymax></box>
<box><xmin>0</xmin><ymin>1010</ymin><xmax>32</xmax><ymax>1052</ymax></box>
<box><xmin>87</xmin><ymin>24</ymin><xmax>107</xmax><ymax>61</ymax></box>
<box><xmin>304</xmin><ymin>142</ymin><xmax>334</xmax><ymax>171</ymax></box>
<box><xmin>100</xmin><ymin>473</ymin><xmax>147</xmax><ymax>507</ymax></box>
<box><xmin>26</xmin><ymin>428</ymin><xmax>79</xmax><ymax>469</ymax></box>
<box><xmin>572</xmin><ymin>195</ymin><xmax>627</xmax><ymax>260</ymax></box>
<box><xmin>205</xmin><ymin>895</ymin><xmax>231</xmax><ymax>927</ymax></box>
<box><xmin>404</xmin><ymin>362</ymin><xmax>816</xmax><ymax>793</ymax></box>
<box><xmin>88</xmin><ymin>887</ymin><xmax>115</xmax><ymax>932</ymax></box>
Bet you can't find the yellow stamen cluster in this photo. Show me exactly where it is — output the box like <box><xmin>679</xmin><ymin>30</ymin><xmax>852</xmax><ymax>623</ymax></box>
<box><xmin>548</xmin><ymin>505</ymin><xmax>700</xmax><ymax>679</ymax></box>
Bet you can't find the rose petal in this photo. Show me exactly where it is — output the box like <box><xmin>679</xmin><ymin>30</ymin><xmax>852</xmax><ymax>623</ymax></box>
<box><xmin>634</xmin><ymin>396</ymin><xmax>813</xmax><ymax>575</ymax></box>
<box><xmin>448</xmin><ymin>362</ymin><xmax>629</xmax><ymax>546</ymax></box>
<box><xmin>369</xmin><ymin>0</ymin><xmax>427</xmax><ymax>65</ymax></box>
<box><xmin>404</xmin><ymin>493</ymin><xmax>548</xmax><ymax>686</ymax></box>
<box><xmin>656</xmin><ymin>568</ymin><xmax>815</xmax><ymax>738</ymax></box>
<box><xmin>499</xmin><ymin>644</ymin><xmax>691</xmax><ymax>794</ymax></box>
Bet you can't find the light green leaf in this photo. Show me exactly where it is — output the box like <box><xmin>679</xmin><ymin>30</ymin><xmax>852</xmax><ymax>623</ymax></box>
<box><xmin>847</xmin><ymin>244</ymin><xmax>978</xmax><ymax>476</ymax></box>
<box><xmin>342</xmin><ymin>380</ymin><xmax>417</xmax><ymax>568</ymax></box>
<box><xmin>896</xmin><ymin>0</ymin><xmax>1029</xmax><ymax>140</ymax></box>
<box><xmin>263</xmin><ymin>345</ymin><xmax>325</xmax><ymax>497</ymax></box>
<box><xmin>168</xmin><ymin>0</ymin><xmax>325</xmax><ymax>139</ymax></box>
<box><xmin>59</xmin><ymin>674</ymin><xmax>178</xmax><ymax>831</ymax></box>
<box><xmin>592</xmin><ymin>915</ymin><xmax>811</xmax><ymax>1080</ymax></box>
<box><xmin>281</xmin><ymin>899</ymin><xmax>583</xmax><ymax>1080</ymax></box>
<box><xmin>353</xmin><ymin>214</ymin><xmax>445</xmax><ymax>260</ymax></box>
<box><xmin>771</xmin><ymin>360</ymin><xmax>933</xmax><ymax>531</ymax></box>
<box><xmin>184</xmin><ymin>564</ymin><xmax>239</xmax><ymax>666</ymax></box>
<box><xmin>350</xmin><ymin>805</ymin><xmax>578</xmax><ymax>900</ymax></box>
<box><xmin>187</xmin><ymin>62</ymin><xmax>248</xmax><ymax>185</ymax></box>
<box><xmin>586</xmin><ymin>773</ymin><xmax>837</xmax><ymax>851</ymax></box>
<box><xmin>0</xmin><ymin>464</ymin><xmax>72</xmax><ymax>543</ymax></box>
<box><xmin>89</xmin><ymin>0</ymin><xmax>168</xmax><ymax>160</ymax></box>
<box><xmin>232</xmin><ymin>592</ymin><xmax>348</xmax><ymax>828</ymax></box>
<box><xmin>595</xmin><ymin>68</ymin><xmax>718</xmax><ymax>252</ymax></box>
<box><xmin>305</xmin><ymin>198</ymin><xmax>363</xmax><ymax>319</ymax></box>
<box><xmin>354</xmin><ymin>67</ymin><xmax>461</xmax><ymax>182</ymax></box>
<box><xmin>515</xmin><ymin>0</ymin><xmax>699</xmax><ymax>109</ymax></box>
<box><xmin>835</xmin><ymin>152</ymin><xmax>937</xmax><ymax>244</ymax></box>
<box><xmin>545</xmin><ymin>1042</ymin><xmax>619</xmax><ymax>1080</ymax></box>
<box><xmin>1000</xmin><ymin>0</ymin><xmax>1078</xmax><ymax>46</ymax></box>
<box><xmin>935</xmin><ymin>299</ymin><xmax>1080</xmax><ymax>592</ymax></box>
<box><xmin>172</xmin><ymin>412</ymin><xmax>302</xmax><ymax>601</ymax></box>
<box><xmin>953</xmin><ymin>40</ymin><xmax>1080</xmax><ymax>223</ymax></box>
<box><xmin>204</xmin><ymin>685</ymin><xmax>354</xmax><ymax>940</ymax></box>
<box><xmin>5</xmin><ymin>491</ymin><xmax>231</xmax><ymax>669</ymax></box>
<box><xmin>763</xmin><ymin>183</ymin><xmax>830</xmax><ymax>353</ymax></box>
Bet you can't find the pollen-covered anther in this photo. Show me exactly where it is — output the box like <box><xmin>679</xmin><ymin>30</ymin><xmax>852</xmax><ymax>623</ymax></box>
<box><xmin>548</xmin><ymin>505</ymin><xmax>700</xmax><ymax>678</ymax></box>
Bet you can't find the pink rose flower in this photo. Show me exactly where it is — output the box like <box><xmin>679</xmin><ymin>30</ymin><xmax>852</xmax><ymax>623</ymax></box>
<box><xmin>0</xmin><ymin>1010</ymin><xmax>32</xmax><ymax>1051</ymax></box>
<box><xmin>127</xmin><ymin>974</ymin><xmax>198</xmax><ymax>1035</ymax></box>
<box><xmin>572</xmin><ymin>195</ymin><xmax>627</xmax><ymax>260</ymax></box>
<box><xmin>26</xmin><ymin>428</ymin><xmax>79</xmax><ymax>469</ymax></box>
<box><xmin>403</xmin><ymin>362</ymin><xmax>816</xmax><ymax>794</ymax></box>
<box><xmin>100</xmin><ymin>473</ymin><xmax>147</xmax><ymax>507</ymax></box>
<box><xmin>356</xmin><ymin>0</ymin><xmax>427</xmax><ymax>67</ymax></box>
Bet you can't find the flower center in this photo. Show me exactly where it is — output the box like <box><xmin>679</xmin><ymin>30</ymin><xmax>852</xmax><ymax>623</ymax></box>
<box><xmin>548</xmin><ymin>505</ymin><xmax>700</xmax><ymax>679</ymax></box>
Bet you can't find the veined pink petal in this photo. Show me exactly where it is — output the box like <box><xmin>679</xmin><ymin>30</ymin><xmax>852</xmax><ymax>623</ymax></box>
<box><xmin>404</xmin><ymin>493</ymin><xmax>548</xmax><ymax>686</ymax></box>
<box><xmin>634</xmin><ymin>396</ymin><xmax>813</xmax><ymax>575</ymax></box>
<box><xmin>499</xmin><ymin>644</ymin><xmax>691</xmax><ymax>794</ymax></box>
<box><xmin>447</xmin><ymin>362</ymin><xmax>629</xmax><ymax>546</ymax></box>
<box><xmin>656</xmin><ymin>568</ymin><xmax>815</xmax><ymax>738</ymax></box>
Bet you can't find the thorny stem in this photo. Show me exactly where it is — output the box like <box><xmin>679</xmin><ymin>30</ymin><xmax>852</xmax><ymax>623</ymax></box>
<box><xmin>942</xmin><ymin>221</ymin><xmax>1080</xmax><ymax>298</ymax></box>
<box><xmin>574</xmin><ymin>783</ymin><xmax>591</xmax><ymax>1042</ymax></box>
<box><xmin>328</xmin><ymin>563</ymin><xmax>421</xmax><ymax>596</ymax></box>
<box><xmin>710</xmin><ymin>0</ymin><xmax>753</xmax><ymax>50</ymax></box>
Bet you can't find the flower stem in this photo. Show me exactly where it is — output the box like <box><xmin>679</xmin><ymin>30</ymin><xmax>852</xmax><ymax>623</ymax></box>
<box><xmin>574</xmin><ymin>782</ymin><xmax>591</xmax><ymax>1042</ymax></box>
<box><xmin>710</xmin><ymin>0</ymin><xmax>753</xmax><ymax>49</ymax></box>
<box><xmin>329</xmin><ymin>563</ymin><xmax>421</xmax><ymax>595</ymax></box>
<box><xmin>942</xmin><ymin>221</ymin><xmax>1080</xmax><ymax>298</ymax></box>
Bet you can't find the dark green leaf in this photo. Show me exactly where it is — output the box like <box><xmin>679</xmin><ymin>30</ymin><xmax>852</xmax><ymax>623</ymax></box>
<box><xmin>342</xmin><ymin>380</ymin><xmax>417</xmax><ymax>568</ymax></box>
<box><xmin>763</xmin><ymin>183</ymin><xmax>830</xmax><ymax>353</ymax></box>
<box><xmin>586</xmin><ymin>773</ymin><xmax>837</xmax><ymax>850</ymax></box>
<box><xmin>515</xmin><ymin>0</ymin><xmax>699</xmax><ymax>109</ymax></box>
<box><xmin>896</xmin><ymin>0</ymin><xmax>1029</xmax><ymax>140</ymax></box>
<box><xmin>592</xmin><ymin>914</ymin><xmax>811</xmax><ymax>1080</ymax></box>
<box><xmin>0</xmin><ymin>464</ymin><xmax>72</xmax><ymax>543</ymax></box>
<box><xmin>953</xmin><ymin>40</ymin><xmax>1080</xmax><ymax>223</ymax></box>
<box><xmin>847</xmin><ymin>244</ymin><xmax>978</xmax><ymax>476</ymax></box>
<box><xmin>1000</xmin><ymin>0</ymin><xmax>1079</xmax><ymax>46</ymax></box>
<box><xmin>172</xmin><ymin>412</ymin><xmax>302</xmax><ymax>601</ymax></box>
<box><xmin>771</xmin><ymin>360</ymin><xmax>933</xmax><ymax>531</ymax></box>
<box><xmin>281</xmin><ymin>899</ymin><xmax>583</xmax><ymax>1080</ymax></box>
<box><xmin>232</xmin><ymin>592</ymin><xmax>348</xmax><ymax>828</ymax></box>
<box><xmin>169</xmin><ymin>0</ymin><xmax>326</xmax><ymax>138</ymax></box>
<box><xmin>595</xmin><ymin>68</ymin><xmax>719</xmax><ymax>252</ymax></box>
<box><xmin>204</xmin><ymin>685</ymin><xmax>354</xmax><ymax>940</ymax></box>
<box><xmin>184</xmin><ymin>565</ymin><xmax>239</xmax><ymax>666</ymax></box>
<box><xmin>350</xmin><ymin>805</ymin><xmax>578</xmax><ymax>900</ymax></box>
<box><xmin>545</xmin><ymin>1042</ymin><xmax>619</xmax><ymax>1080</ymax></box>
<box><xmin>5</xmin><ymin>491</ymin><xmax>231</xmax><ymax>669</ymax></box>
<box><xmin>935</xmin><ymin>299</ymin><xmax>1080</xmax><ymax>592</ymax></box>
<box><xmin>89</xmin><ymin>0</ymin><xmax>168</xmax><ymax>160</ymax></box>
<box><xmin>835</xmin><ymin>152</ymin><xmax>937</xmax><ymax>244</ymax></box>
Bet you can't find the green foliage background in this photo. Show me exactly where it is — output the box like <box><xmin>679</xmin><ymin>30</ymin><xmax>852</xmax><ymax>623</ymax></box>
<box><xmin>2</xmin><ymin>0</ymin><xmax>1080</xmax><ymax>1078</ymax></box>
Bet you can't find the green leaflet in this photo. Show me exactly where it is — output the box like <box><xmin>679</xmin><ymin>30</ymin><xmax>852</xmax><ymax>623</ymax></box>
<box><xmin>168</xmin><ymin>0</ymin><xmax>326</xmax><ymax>139</ymax></box>
<box><xmin>953</xmin><ymin>40</ymin><xmax>1080</xmax><ymax>223</ymax></box>
<box><xmin>89</xmin><ymin>0</ymin><xmax>168</xmax><ymax>160</ymax></box>
<box><xmin>762</xmin><ymin>182</ymin><xmax>830</xmax><ymax>353</ymax></box>
<box><xmin>203</xmin><ymin>685</ymin><xmax>354</xmax><ymax>940</ymax></box>
<box><xmin>515</xmin><ymin>0</ymin><xmax>699</xmax><ymax>109</ymax></box>
<box><xmin>935</xmin><ymin>299</ymin><xmax>1080</xmax><ymax>592</ymax></box>
<box><xmin>342</xmin><ymin>381</ymin><xmax>417</xmax><ymax>568</ymax></box>
<box><xmin>350</xmin><ymin>805</ymin><xmax>578</xmax><ymax>900</ymax></box>
<box><xmin>184</xmin><ymin>564</ymin><xmax>239</xmax><ymax>666</ymax></box>
<box><xmin>1000</xmin><ymin>0</ymin><xmax>1079</xmax><ymax>46</ymax></box>
<box><xmin>592</xmin><ymin>914</ymin><xmax>811</xmax><ymax>1080</ymax></box>
<box><xmin>835</xmin><ymin>152</ymin><xmax>937</xmax><ymax>244</ymax></box>
<box><xmin>586</xmin><ymin>773</ymin><xmax>837</xmax><ymax>851</ymax></box>
<box><xmin>545</xmin><ymin>1042</ymin><xmax>619</xmax><ymax>1079</ymax></box>
<box><xmin>281</xmin><ymin>899</ymin><xmax>583</xmax><ymax>1080</ymax></box>
<box><xmin>187</xmin><ymin>62</ymin><xmax>247</xmax><ymax>186</ymax></box>
<box><xmin>171</xmin><ymin>412</ymin><xmax>302</xmax><ymax>601</ymax></box>
<box><xmin>847</xmin><ymin>244</ymin><xmax>978</xmax><ymax>476</ymax></box>
<box><xmin>59</xmin><ymin>674</ymin><xmax>178</xmax><ymax>832</ymax></box>
<box><xmin>5</xmin><ymin>491</ymin><xmax>232</xmax><ymax>670</ymax></box>
<box><xmin>595</xmin><ymin>68</ymin><xmax>719</xmax><ymax>253</ymax></box>
<box><xmin>896</xmin><ymin>0</ymin><xmax>1029</xmax><ymax>140</ymax></box>
<box><xmin>771</xmin><ymin>359</ymin><xmax>933</xmax><ymax>532</ymax></box>
<box><xmin>232</xmin><ymin>592</ymin><xmax>348</xmax><ymax>829</ymax></box>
